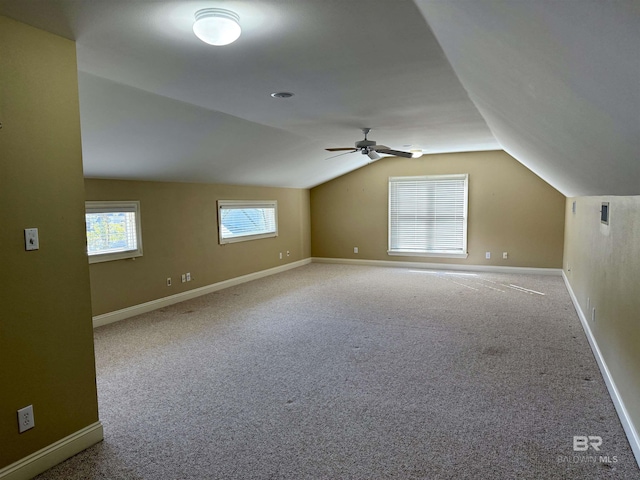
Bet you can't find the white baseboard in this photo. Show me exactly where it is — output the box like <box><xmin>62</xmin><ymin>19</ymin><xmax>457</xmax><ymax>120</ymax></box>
<box><xmin>0</xmin><ymin>421</ymin><xmax>103</xmax><ymax>480</ymax></box>
<box><xmin>311</xmin><ymin>257</ymin><xmax>562</xmax><ymax>276</ymax></box>
<box><xmin>93</xmin><ymin>258</ymin><xmax>557</xmax><ymax>328</ymax></box>
<box><xmin>93</xmin><ymin>258</ymin><xmax>312</xmax><ymax>328</ymax></box>
<box><xmin>562</xmin><ymin>272</ymin><xmax>640</xmax><ymax>468</ymax></box>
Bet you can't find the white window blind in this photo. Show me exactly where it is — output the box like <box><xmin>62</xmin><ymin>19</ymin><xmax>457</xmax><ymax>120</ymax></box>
<box><xmin>388</xmin><ymin>174</ymin><xmax>468</xmax><ymax>258</ymax></box>
<box><xmin>85</xmin><ymin>201</ymin><xmax>143</xmax><ymax>263</ymax></box>
<box><xmin>218</xmin><ymin>200</ymin><xmax>278</xmax><ymax>244</ymax></box>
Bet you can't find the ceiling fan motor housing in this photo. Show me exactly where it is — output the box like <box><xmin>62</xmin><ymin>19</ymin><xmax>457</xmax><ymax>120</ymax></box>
<box><xmin>356</xmin><ymin>139</ymin><xmax>376</xmax><ymax>149</ymax></box>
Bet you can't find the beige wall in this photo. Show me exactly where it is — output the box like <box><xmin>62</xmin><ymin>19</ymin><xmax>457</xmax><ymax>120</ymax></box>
<box><xmin>85</xmin><ymin>179</ymin><xmax>311</xmax><ymax>316</ymax></box>
<box><xmin>311</xmin><ymin>150</ymin><xmax>565</xmax><ymax>268</ymax></box>
<box><xmin>563</xmin><ymin>196</ymin><xmax>640</xmax><ymax>440</ymax></box>
<box><xmin>0</xmin><ymin>17</ymin><xmax>99</xmax><ymax>468</ymax></box>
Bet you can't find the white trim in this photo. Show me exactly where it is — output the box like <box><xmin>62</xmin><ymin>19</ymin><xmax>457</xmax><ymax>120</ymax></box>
<box><xmin>0</xmin><ymin>422</ymin><xmax>103</xmax><ymax>480</ymax></box>
<box><xmin>562</xmin><ymin>271</ymin><xmax>640</xmax><ymax>468</ymax></box>
<box><xmin>311</xmin><ymin>257</ymin><xmax>562</xmax><ymax>276</ymax></box>
<box><xmin>387</xmin><ymin>250</ymin><xmax>469</xmax><ymax>259</ymax></box>
<box><xmin>93</xmin><ymin>258</ymin><xmax>312</xmax><ymax>328</ymax></box>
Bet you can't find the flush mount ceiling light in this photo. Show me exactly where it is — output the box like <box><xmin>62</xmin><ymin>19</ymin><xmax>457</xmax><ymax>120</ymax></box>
<box><xmin>410</xmin><ymin>149</ymin><xmax>423</xmax><ymax>158</ymax></box>
<box><xmin>193</xmin><ymin>8</ymin><xmax>241</xmax><ymax>46</ymax></box>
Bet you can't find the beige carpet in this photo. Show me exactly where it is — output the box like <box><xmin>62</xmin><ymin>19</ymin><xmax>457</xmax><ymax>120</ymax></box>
<box><xmin>36</xmin><ymin>264</ymin><xmax>638</xmax><ymax>479</ymax></box>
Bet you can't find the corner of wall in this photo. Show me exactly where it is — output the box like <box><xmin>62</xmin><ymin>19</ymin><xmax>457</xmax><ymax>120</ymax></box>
<box><xmin>1</xmin><ymin>15</ymin><xmax>100</xmax><ymax>474</ymax></box>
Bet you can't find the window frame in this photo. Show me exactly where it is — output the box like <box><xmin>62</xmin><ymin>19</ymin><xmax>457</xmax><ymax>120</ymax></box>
<box><xmin>388</xmin><ymin>174</ymin><xmax>469</xmax><ymax>259</ymax></box>
<box><xmin>85</xmin><ymin>200</ymin><xmax>143</xmax><ymax>264</ymax></box>
<box><xmin>217</xmin><ymin>200</ymin><xmax>278</xmax><ymax>245</ymax></box>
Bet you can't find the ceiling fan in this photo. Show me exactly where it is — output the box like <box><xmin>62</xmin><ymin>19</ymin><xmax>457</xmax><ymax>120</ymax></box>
<box><xmin>325</xmin><ymin>128</ymin><xmax>413</xmax><ymax>161</ymax></box>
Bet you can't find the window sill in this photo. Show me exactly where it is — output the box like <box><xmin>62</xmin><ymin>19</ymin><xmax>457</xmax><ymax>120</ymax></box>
<box><xmin>220</xmin><ymin>232</ymin><xmax>277</xmax><ymax>245</ymax></box>
<box><xmin>387</xmin><ymin>250</ymin><xmax>469</xmax><ymax>259</ymax></box>
<box><xmin>88</xmin><ymin>251</ymin><xmax>143</xmax><ymax>264</ymax></box>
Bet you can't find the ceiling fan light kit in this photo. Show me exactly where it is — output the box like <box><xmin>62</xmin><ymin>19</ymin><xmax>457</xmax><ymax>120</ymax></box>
<box><xmin>367</xmin><ymin>149</ymin><xmax>381</xmax><ymax>161</ymax></box>
<box><xmin>193</xmin><ymin>8</ymin><xmax>241</xmax><ymax>46</ymax></box>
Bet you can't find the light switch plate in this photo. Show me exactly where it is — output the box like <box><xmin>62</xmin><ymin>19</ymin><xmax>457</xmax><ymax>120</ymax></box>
<box><xmin>24</xmin><ymin>228</ymin><xmax>39</xmax><ymax>251</ymax></box>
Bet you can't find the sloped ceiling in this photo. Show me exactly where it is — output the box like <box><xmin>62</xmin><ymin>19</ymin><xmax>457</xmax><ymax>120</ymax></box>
<box><xmin>415</xmin><ymin>0</ymin><xmax>640</xmax><ymax>197</ymax></box>
<box><xmin>1</xmin><ymin>1</ymin><xmax>638</xmax><ymax>195</ymax></box>
<box><xmin>0</xmin><ymin>0</ymin><xmax>498</xmax><ymax>188</ymax></box>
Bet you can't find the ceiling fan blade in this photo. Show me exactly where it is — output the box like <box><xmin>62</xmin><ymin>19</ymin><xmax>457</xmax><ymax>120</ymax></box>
<box><xmin>325</xmin><ymin>150</ymin><xmax>357</xmax><ymax>160</ymax></box>
<box><xmin>375</xmin><ymin>148</ymin><xmax>413</xmax><ymax>158</ymax></box>
<box><xmin>325</xmin><ymin>147</ymin><xmax>356</xmax><ymax>152</ymax></box>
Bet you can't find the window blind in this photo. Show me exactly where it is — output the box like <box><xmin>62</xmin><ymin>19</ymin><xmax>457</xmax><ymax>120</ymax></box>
<box><xmin>85</xmin><ymin>201</ymin><xmax>143</xmax><ymax>263</ymax></box>
<box><xmin>218</xmin><ymin>200</ymin><xmax>278</xmax><ymax>244</ymax></box>
<box><xmin>388</xmin><ymin>174</ymin><xmax>468</xmax><ymax>257</ymax></box>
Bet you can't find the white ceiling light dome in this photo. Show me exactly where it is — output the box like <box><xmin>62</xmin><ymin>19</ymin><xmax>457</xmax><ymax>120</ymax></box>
<box><xmin>193</xmin><ymin>8</ymin><xmax>241</xmax><ymax>46</ymax></box>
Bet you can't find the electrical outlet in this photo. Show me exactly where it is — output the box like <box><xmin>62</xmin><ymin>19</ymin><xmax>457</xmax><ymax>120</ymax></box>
<box><xmin>485</xmin><ymin>252</ymin><xmax>491</xmax><ymax>259</ymax></box>
<box><xmin>186</xmin><ymin>272</ymin><xmax>191</xmax><ymax>281</ymax></box>
<box><xmin>502</xmin><ymin>252</ymin><xmax>508</xmax><ymax>259</ymax></box>
<box><xmin>286</xmin><ymin>251</ymin><xmax>290</xmax><ymax>257</ymax></box>
<box><xmin>17</xmin><ymin>405</ymin><xmax>34</xmax><ymax>433</ymax></box>
<box><xmin>354</xmin><ymin>247</ymin><xmax>359</xmax><ymax>254</ymax></box>
<box><xmin>167</xmin><ymin>277</ymin><xmax>172</xmax><ymax>287</ymax></box>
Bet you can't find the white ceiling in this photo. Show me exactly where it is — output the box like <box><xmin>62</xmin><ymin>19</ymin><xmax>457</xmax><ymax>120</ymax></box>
<box><xmin>1</xmin><ymin>1</ymin><xmax>638</xmax><ymax>195</ymax></box>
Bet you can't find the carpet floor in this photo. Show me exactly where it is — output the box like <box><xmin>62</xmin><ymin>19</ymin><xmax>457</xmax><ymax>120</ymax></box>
<box><xmin>36</xmin><ymin>264</ymin><xmax>638</xmax><ymax>479</ymax></box>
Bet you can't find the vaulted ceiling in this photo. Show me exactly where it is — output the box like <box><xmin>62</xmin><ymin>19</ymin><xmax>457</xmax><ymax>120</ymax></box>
<box><xmin>1</xmin><ymin>0</ymin><xmax>638</xmax><ymax>196</ymax></box>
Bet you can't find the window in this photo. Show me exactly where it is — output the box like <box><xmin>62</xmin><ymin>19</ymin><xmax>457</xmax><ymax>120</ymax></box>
<box><xmin>388</xmin><ymin>174</ymin><xmax>468</xmax><ymax>258</ymax></box>
<box><xmin>85</xmin><ymin>201</ymin><xmax>143</xmax><ymax>263</ymax></box>
<box><xmin>218</xmin><ymin>200</ymin><xmax>278</xmax><ymax>244</ymax></box>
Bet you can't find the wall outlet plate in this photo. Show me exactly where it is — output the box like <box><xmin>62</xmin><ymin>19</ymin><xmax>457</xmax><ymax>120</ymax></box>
<box><xmin>485</xmin><ymin>252</ymin><xmax>491</xmax><ymax>259</ymax></box>
<box><xmin>17</xmin><ymin>405</ymin><xmax>35</xmax><ymax>433</ymax></box>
